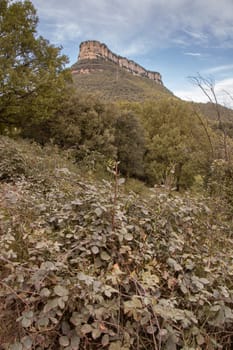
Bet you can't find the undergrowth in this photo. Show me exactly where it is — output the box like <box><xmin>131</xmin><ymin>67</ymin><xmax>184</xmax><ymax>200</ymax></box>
<box><xmin>1</xmin><ymin>136</ymin><xmax>233</xmax><ymax>349</ymax></box>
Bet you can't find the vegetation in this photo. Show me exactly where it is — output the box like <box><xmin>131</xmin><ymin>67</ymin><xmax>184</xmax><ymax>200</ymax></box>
<box><xmin>71</xmin><ymin>59</ymin><xmax>171</xmax><ymax>102</ymax></box>
<box><xmin>0</xmin><ymin>0</ymin><xmax>70</xmax><ymax>132</ymax></box>
<box><xmin>1</xmin><ymin>137</ymin><xmax>233</xmax><ymax>350</ymax></box>
<box><xmin>1</xmin><ymin>1</ymin><xmax>233</xmax><ymax>349</ymax></box>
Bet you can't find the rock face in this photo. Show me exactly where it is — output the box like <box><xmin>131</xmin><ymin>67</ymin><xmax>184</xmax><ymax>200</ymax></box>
<box><xmin>73</xmin><ymin>40</ymin><xmax>163</xmax><ymax>85</ymax></box>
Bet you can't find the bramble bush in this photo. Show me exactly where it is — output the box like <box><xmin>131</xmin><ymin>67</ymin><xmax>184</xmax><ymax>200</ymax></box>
<box><xmin>207</xmin><ymin>159</ymin><xmax>233</xmax><ymax>215</ymax></box>
<box><xmin>1</xmin><ymin>137</ymin><xmax>233</xmax><ymax>349</ymax></box>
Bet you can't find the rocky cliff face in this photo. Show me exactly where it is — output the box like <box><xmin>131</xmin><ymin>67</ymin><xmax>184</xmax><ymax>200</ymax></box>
<box><xmin>72</xmin><ymin>40</ymin><xmax>163</xmax><ymax>85</ymax></box>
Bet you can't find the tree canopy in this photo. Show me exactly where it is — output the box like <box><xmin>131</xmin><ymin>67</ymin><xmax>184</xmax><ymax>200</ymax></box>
<box><xmin>136</xmin><ymin>98</ymin><xmax>213</xmax><ymax>189</ymax></box>
<box><xmin>0</xmin><ymin>0</ymin><xmax>70</xmax><ymax>131</ymax></box>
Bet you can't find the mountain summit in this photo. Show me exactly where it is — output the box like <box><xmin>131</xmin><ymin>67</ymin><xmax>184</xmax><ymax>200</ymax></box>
<box><xmin>71</xmin><ymin>40</ymin><xmax>171</xmax><ymax>101</ymax></box>
<box><xmin>72</xmin><ymin>40</ymin><xmax>163</xmax><ymax>84</ymax></box>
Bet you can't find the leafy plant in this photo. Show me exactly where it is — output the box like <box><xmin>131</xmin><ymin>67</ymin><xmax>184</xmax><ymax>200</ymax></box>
<box><xmin>1</xmin><ymin>137</ymin><xmax>233</xmax><ymax>349</ymax></box>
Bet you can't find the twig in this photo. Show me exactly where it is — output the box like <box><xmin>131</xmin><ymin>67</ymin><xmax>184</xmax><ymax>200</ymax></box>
<box><xmin>0</xmin><ymin>281</ymin><xmax>29</xmax><ymax>306</ymax></box>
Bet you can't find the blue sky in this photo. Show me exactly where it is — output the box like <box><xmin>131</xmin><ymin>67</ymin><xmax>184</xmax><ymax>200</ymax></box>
<box><xmin>31</xmin><ymin>0</ymin><xmax>233</xmax><ymax>106</ymax></box>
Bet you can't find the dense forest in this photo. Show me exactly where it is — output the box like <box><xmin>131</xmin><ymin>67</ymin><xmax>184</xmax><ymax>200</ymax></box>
<box><xmin>1</xmin><ymin>1</ymin><xmax>233</xmax><ymax>349</ymax></box>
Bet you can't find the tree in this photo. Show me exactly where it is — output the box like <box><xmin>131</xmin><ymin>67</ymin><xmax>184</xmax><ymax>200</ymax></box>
<box><xmin>114</xmin><ymin>110</ymin><xmax>145</xmax><ymax>178</ymax></box>
<box><xmin>139</xmin><ymin>98</ymin><xmax>212</xmax><ymax>189</ymax></box>
<box><xmin>189</xmin><ymin>74</ymin><xmax>229</xmax><ymax>161</ymax></box>
<box><xmin>0</xmin><ymin>0</ymin><xmax>70</xmax><ymax>132</ymax></box>
<box><xmin>22</xmin><ymin>92</ymin><xmax>117</xmax><ymax>160</ymax></box>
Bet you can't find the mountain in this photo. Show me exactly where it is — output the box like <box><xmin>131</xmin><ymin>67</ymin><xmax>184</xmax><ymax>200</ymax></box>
<box><xmin>71</xmin><ymin>40</ymin><xmax>233</xmax><ymax>126</ymax></box>
<box><xmin>71</xmin><ymin>40</ymin><xmax>172</xmax><ymax>101</ymax></box>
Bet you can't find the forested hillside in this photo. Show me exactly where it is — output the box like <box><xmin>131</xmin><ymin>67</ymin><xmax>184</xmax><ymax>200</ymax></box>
<box><xmin>1</xmin><ymin>1</ymin><xmax>233</xmax><ymax>349</ymax></box>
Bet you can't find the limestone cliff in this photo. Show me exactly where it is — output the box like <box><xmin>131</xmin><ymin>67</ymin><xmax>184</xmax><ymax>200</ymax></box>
<box><xmin>72</xmin><ymin>40</ymin><xmax>163</xmax><ymax>85</ymax></box>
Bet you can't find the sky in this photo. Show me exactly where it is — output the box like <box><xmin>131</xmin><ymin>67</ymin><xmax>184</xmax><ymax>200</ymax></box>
<box><xmin>31</xmin><ymin>0</ymin><xmax>233</xmax><ymax>107</ymax></box>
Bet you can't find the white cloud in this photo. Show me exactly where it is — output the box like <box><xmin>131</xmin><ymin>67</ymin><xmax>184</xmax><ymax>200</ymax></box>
<box><xmin>202</xmin><ymin>65</ymin><xmax>233</xmax><ymax>74</ymax></box>
<box><xmin>174</xmin><ymin>86</ymin><xmax>208</xmax><ymax>103</ymax></box>
<box><xmin>47</xmin><ymin>23</ymin><xmax>82</xmax><ymax>43</ymax></box>
<box><xmin>174</xmin><ymin>77</ymin><xmax>233</xmax><ymax>108</ymax></box>
<box><xmin>183</xmin><ymin>29</ymin><xmax>208</xmax><ymax>42</ymax></box>
<box><xmin>215</xmin><ymin>78</ymin><xmax>233</xmax><ymax>108</ymax></box>
<box><xmin>31</xmin><ymin>0</ymin><xmax>233</xmax><ymax>54</ymax></box>
<box><xmin>184</xmin><ymin>52</ymin><xmax>202</xmax><ymax>56</ymax></box>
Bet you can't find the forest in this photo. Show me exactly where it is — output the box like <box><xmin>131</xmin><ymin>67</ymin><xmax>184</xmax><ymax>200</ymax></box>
<box><xmin>1</xmin><ymin>1</ymin><xmax>233</xmax><ymax>349</ymax></box>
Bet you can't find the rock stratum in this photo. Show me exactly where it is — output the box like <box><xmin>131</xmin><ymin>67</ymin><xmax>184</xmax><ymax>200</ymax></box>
<box><xmin>72</xmin><ymin>40</ymin><xmax>163</xmax><ymax>85</ymax></box>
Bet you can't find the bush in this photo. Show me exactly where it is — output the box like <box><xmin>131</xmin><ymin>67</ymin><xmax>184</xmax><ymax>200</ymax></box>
<box><xmin>0</xmin><ymin>136</ymin><xmax>28</xmax><ymax>181</ymax></box>
<box><xmin>208</xmin><ymin>159</ymin><xmax>233</xmax><ymax>213</ymax></box>
<box><xmin>0</xmin><ymin>136</ymin><xmax>80</xmax><ymax>187</ymax></box>
<box><xmin>1</xmin><ymin>146</ymin><xmax>233</xmax><ymax>349</ymax></box>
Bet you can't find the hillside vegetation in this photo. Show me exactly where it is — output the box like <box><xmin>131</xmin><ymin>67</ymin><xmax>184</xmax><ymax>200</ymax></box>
<box><xmin>71</xmin><ymin>59</ymin><xmax>172</xmax><ymax>102</ymax></box>
<box><xmin>2</xmin><ymin>1</ymin><xmax>233</xmax><ymax>349</ymax></box>
<box><xmin>1</xmin><ymin>136</ymin><xmax>233</xmax><ymax>350</ymax></box>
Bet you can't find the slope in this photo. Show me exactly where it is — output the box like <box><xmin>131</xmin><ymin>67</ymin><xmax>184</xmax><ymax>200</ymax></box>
<box><xmin>1</xmin><ymin>136</ymin><xmax>233</xmax><ymax>349</ymax></box>
<box><xmin>71</xmin><ymin>58</ymin><xmax>172</xmax><ymax>101</ymax></box>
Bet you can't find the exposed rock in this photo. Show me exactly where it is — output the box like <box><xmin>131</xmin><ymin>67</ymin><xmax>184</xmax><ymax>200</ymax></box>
<box><xmin>72</xmin><ymin>40</ymin><xmax>163</xmax><ymax>85</ymax></box>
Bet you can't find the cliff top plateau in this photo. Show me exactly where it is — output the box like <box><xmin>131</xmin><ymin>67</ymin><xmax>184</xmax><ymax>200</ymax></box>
<box><xmin>71</xmin><ymin>40</ymin><xmax>173</xmax><ymax>101</ymax></box>
<box><xmin>72</xmin><ymin>40</ymin><xmax>163</xmax><ymax>85</ymax></box>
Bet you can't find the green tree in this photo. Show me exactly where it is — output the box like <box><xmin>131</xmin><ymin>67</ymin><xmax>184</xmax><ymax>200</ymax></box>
<box><xmin>114</xmin><ymin>110</ymin><xmax>145</xmax><ymax>178</ymax></box>
<box><xmin>22</xmin><ymin>92</ymin><xmax>117</xmax><ymax>159</ymax></box>
<box><xmin>0</xmin><ymin>0</ymin><xmax>70</xmax><ymax>132</ymax></box>
<box><xmin>139</xmin><ymin>98</ymin><xmax>212</xmax><ymax>189</ymax></box>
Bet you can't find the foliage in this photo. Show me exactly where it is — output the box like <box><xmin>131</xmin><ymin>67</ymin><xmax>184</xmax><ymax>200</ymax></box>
<box><xmin>0</xmin><ymin>0</ymin><xmax>70</xmax><ymax>132</ymax></box>
<box><xmin>1</xmin><ymin>137</ymin><xmax>233</xmax><ymax>349</ymax></box>
<box><xmin>22</xmin><ymin>92</ymin><xmax>117</xmax><ymax>160</ymax></box>
<box><xmin>71</xmin><ymin>59</ymin><xmax>171</xmax><ymax>102</ymax></box>
<box><xmin>0</xmin><ymin>135</ymin><xmax>79</xmax><ymax>186</ymax></box>
<box><xmin>136</xmin><ymin>98</ymin><xmax>213</xmax><ymax>189</ymax></box>
<box><xmin>22</xmin><ymin>93</ymin><xmax>147</xmax><ymax>180</ymax></box>
<box><xmin>114</xmin><ymin>110</ymin><xmax>145</xmax><ymax>178</ymax></box>
<box><xmin>207</xmin><ymin>159</ymin><xmax>233</xmax><ymax>213</ymax></box>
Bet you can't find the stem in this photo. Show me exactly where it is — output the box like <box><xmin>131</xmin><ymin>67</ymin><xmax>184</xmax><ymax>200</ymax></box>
<box><xmin>111</xmin><ymin>161</ymin><xmax>119</xmax><ymax>231</ymax></box>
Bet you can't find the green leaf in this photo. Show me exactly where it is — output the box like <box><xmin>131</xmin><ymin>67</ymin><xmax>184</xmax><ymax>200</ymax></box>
<box><xmin>91</xmin><ymin>246</ymin><xmax>99</xmax><ymax>254</ymax></box>
<box><xmin>70</xmin><ymin>335</ymin><xmax>80</xmax><ymax>349</ymax></box>
<box><xmin>102</xmin><ymin>334</ymin><xmax>109</xmax><ymax>347</ymax></box>
<box><xmin>118</xmin><ymin>178</ymin><xmax>125</xmax><ymax>185</ymax></box>
<box><xmin>196</xmin><ymin>333</ymin><xmax>205</xmax><ymax>345</ymax></box>
<box><xmin>100</xmin><ymin>251</ymin><xmax>111</xmax><ymax>261</ymax></box>
<box><xmin>54</xmin><ymin>285</ymin><xmax>69</xmax><ymax>297</ymax></box>
<box><xmin>40</xmin><ymin>288</ymin><xmax>51</xmax><ymax>297</ymax></box>
<box><xmin>37</xmin><ymin>317</ymin><xmax>49</xmax><ymax>328</ymax></box>
<box><xmin>40</xmin><ymin>261</ymin><xmax>56</xmax><ymax>271</ymax></box>
<box><xmin>10</xmin><ymin>343</ymin><xmax>23</xmax><ymax>350</ymax></box>
<box><xmin>43</xmin><ymin>298</ymin><xmax>59</xmax><ymax>312</ymax></box>
<box><xmin>124</xmin><ymin>233</ymin><xmax>133</xmax><ymax>241</ymax></box>
<box><xmin>58</xmin><ymin>297</ymin><xmax>66</xmax><ymax>309</ymax></box>
<box><xmin>70</xmin><ymin>312</ymin><xmax>82</xmax><ymax>326</ymax></box>
<box><xmin>108</xmin><ymin>341</ymin><xmax>122</xmax><ymax>350</ymax></box>
<box><xmin>21</xmin><ymin>317</ymin><xmax>33</xmax><ymax>328</ymax></box>
<box><xmin>81</xmin><ymin>324</ymin><xmax>93</xmax><ymax>334</ymax></box>
<box><xmin>165</xmin><ymin>334</ymin><xmax>178</xmax><ymax>350</ymax></box>
<box><xmin>94</xmin><ymin>207</ymin><xmax>103</xmax><ymax>217</ymax></box>
<box><xmin>59</xmin><ymin>336</ymin><xmax>70</xmax><ymax>347</ymax></box>
<box><xmin>124</xmin><ymin>296</ymin><xmax>143</xmax><ymax>313</ymax></box>
<box><xmin>21</xmin><ymin>336</ymin><xmax>33</xmax><ymax>350</ymax></box>
<box><xmin>140</xmin><ymin>313</ymin><xmax>150</xmax><ymax>325</ymax></box>
<box><xmin>146</xmin><ymin>325</ymin><xmax>157</xmax><ymax>334</ymax></box>
<box><xmin>167</xmin><ymin>258</ymin><xmax>182</xmax><ymax>272</ymax></box>
<box><xmin>92</xmin><ymin>328</ymin><xmax>101</xmax><ymax>339</ymax></box>
<box><xmin>22</xmin><ymin>311</ymin><xmax>33</xmax><ymax>319</ymax></box>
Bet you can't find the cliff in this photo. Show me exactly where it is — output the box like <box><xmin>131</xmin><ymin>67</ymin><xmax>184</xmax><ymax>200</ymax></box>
<box><xmin>72</xmin><ymin>40</ymin><xmax>163</xmax><ymax>85</ymax></box>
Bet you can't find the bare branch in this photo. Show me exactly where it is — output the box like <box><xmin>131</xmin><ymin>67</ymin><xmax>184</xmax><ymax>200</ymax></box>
<box><xmin>190</xmin><ymin>102</ymin><xmax>215</xmax><ymax>159</ymax></box>
<box><xmin>189</xmin><ymin>73</ymin><xmax>229</xmax><ymax>161</ymax></box>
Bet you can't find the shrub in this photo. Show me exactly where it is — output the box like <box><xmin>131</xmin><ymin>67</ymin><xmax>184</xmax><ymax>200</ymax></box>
<box><xmin>1</xmin><ymin>154</ymin><xmax>233</xmax><ymax>349</ymax></box>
